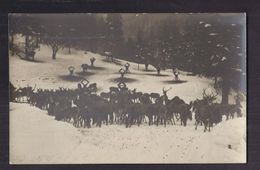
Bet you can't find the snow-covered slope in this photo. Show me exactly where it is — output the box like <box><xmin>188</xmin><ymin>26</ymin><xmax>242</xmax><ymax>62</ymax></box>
<box><xmin>10</xmin><ymin>35</ymin><xmax>247</xmax><ymax>164</ymax></box>
<box><xmin>10</xmin><ymin>35</ymin><xmax>216</xmax><ymax>103</ymax></box>
<box><xmin>10</xmin><ymin>103</ymin><xmax>246</xmax><ymax>164</ymax></box>
<box><xmin>10</xmin><ymin>103</ymin><xmax>82</xmax><ymax>164</ymax></box>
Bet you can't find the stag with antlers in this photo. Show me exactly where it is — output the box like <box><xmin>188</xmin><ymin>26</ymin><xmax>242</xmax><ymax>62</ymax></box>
<box><xmin>90</xmin><ymin>57</ymin><xmax>96</xmax><ymax>67</ymax></box>
<box><xmin>124</xmin><ymin>63</ymin><xmax>130</xmax><ymax>72</ymax></box>
<box><xmin>193</xmin><ymin>88</ymin><xmax>221</xmax><ymax>132</ymax></box>
<box><xmin>119</xmin><ymin>68</ymin><xmax>126</xmax><ymax>79</ymax></box>
<box><xmin>81</xmin><ymin>64</ymin><xmax>89</xmax><ymax>73</ymax></box>
<box><xmin>162</xmin><ymin>87</ymin><xmax>172</xmax><ymax>102</ymax></box>
<box><xmin>68</xmin><ymin>66</ymin><xmax>75</xmax><ymax>76</ymax></box>
<box><xmin>202</xmin><ymin>88</ymin><xmax>218</xmax><ymax>104</ymax></box>
<box><xmin>173</xmin><ymin>68</ymin><xmax>180</xmax><ymax>81</ymax></box>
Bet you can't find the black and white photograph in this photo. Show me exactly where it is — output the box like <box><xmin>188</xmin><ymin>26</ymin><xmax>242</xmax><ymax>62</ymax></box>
<box><xmin>9</xmin><ymin>13</ymin><xmax>246</xmax><ymax>164</ymax></box>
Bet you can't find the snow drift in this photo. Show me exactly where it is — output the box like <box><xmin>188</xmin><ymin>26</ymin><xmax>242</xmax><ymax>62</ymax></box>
<box><xmin>10</xmin><ymin>103</ymin><xmax>246</xmax><ymax>164</ymax></box>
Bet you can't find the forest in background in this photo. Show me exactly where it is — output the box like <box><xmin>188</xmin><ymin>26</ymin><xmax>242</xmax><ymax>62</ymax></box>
<box><xmin>9</xmin><ymin>13</ymin><xmax>246</xmax><ymax>104</ymax></box>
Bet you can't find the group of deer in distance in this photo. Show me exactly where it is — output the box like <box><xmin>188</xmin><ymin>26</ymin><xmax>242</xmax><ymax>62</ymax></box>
<box><xmin>67</xmin><ymin>56</ymin><xmax>130</xmax><ymax>81</ymax></box>
<box><xmin>10</xmin><ymin>77</ymin><xmax>243</xmax><ymax>132</ymax></box>
<box><xmin>67</xmin><ymin>57</ymin><xmax>96</xmax><ymax>76</ymax></box>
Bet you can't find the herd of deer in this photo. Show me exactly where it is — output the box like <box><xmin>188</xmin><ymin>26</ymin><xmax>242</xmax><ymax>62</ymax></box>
<box><xmin>66</xmin><ymin>57</ymin><xmax>96</xmax><ymax>76</ymax></box>
<box><xmin>10</xmin><ymin>80</ymin><xmax>242</xmax><ymax>132</ymax></box>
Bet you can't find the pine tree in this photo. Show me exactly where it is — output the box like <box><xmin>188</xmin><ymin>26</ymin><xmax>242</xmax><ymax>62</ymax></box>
<box><xmin>105</xmin><ymin>14</ymin><xmax>123</xmax><ymax>57</ymax></box>
<box><xmin>189</xmin><ymin>17</ymin><xmax>246</xmax><ymax>104</ymax></box>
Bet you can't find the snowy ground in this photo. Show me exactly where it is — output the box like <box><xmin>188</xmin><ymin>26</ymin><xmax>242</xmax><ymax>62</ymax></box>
<box><xmin>9</xmin><ymin>35</ymin><xmax>246</xmax><ymax>163</ymax></box>
<box><xmin>10</xmin><ymin>103</ymin><xmax>246</xmax><ymax>164</ymax></box>
<box><xmin>10</xmin><ymin>35</ymin><xmax>217</xmax><ymax>103</ymax></box>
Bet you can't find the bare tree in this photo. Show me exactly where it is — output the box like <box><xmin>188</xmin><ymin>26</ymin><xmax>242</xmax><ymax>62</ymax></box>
<box><xmin>43</xmin><ymin>35</ymin><xmax>64</xmax><ymax>60</ymax></box>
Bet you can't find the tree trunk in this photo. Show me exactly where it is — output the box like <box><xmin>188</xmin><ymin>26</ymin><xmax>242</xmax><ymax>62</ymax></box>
<box><xmin>214</xmin><ymin>76</ymin><xmax>218</xmax><ymax>88</ymax></box>
<box><xmin>36</xmin><ymin>36</ymin><xmax>39</xmax><ymax>48</ymax></box>
<box><xmin>221</xmin><ymin>79</ymin><xmax>229</xmax><ymax>104</ymax></box>
<box><xmin>68</xmin><ymin>46</ymin><xmax>71</xmax><ymax>54</ymax></box>
<box><xmin>157</xmin><ymin>69</ymin><xmax>161</xmax><ymax>75</ymax></box>
<box><xmin>25</xmin><ymin>35</ymin><xmax>29</xmax><ymax>59</ymax></box>
<box><xmin>52</xmin><ymin>45</ymin><xmax>59</xmax><ymax>60</ymax></box>
<box><xmin>145</xmin><ymin>64</ymin><xmax>149</xmax><ymax>71</ymax></box>
<box><xmin>52</xmin><ymin>50</ymin><xmax>57</xmax><ymax>60</ymax></box>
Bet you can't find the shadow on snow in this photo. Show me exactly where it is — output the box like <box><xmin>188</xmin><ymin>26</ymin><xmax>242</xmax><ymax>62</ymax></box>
<box><xmin>88</xmin><ymin>66</ymin><xmax>107</xmax><ymax>71</ymax></box>
<box><xmin>58</xmin><ymin>75</ymin><xmax>84</xmax><ymax>82</ymax></box>
<box><xmin>108</xmin><ymin>77</ymin><xmax>139</xmax><ymax>83</ymax></box>
<box><xmin>143</xmin><ymin>73</ymin><xmax>171</xmax><ymax>77</ymax></box>
<box><xmin>76</xmin><ymin>71</ymin><xmax>96</xmax><ymax>76</ymax></box>
<box><xmin>162</xmin><ymin>80</ymin><xmax>188</xmax><ymax>84</ymax></box>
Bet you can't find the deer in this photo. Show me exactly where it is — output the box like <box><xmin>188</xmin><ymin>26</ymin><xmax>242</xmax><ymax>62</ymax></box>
<box><xmin>81</xmin><ymin>64</ymin><xmax>89</xmax><ymax>73</ymax></box>
<box><xmin>68</xmin><ymin>66</ymin><xmax>75</xmax><ymax>76</ymax></box>
<box><xmin>162</xmin><ymin>87</ymin><xmax>172</xmax><ymax>103</ymax></box>
<box><xmin>193</xmin><ymin>88</ymin><xmax>221</xmax><ymax>132</ymax></box>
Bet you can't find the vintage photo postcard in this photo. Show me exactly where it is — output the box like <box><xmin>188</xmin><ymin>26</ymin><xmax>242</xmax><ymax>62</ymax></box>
<box><xmin>9</xmin><ymin>13</ymin><xmax>246</xmax><ymax>164</ymax></box>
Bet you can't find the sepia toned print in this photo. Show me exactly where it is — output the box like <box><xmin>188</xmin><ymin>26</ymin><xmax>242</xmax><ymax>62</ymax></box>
<box><xmin>9</xmin><ymin>13</ymin><xmax>246</xmax><ymax>164</ymax></box>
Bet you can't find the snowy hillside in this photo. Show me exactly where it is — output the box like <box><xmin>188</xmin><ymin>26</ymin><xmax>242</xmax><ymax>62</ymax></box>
<box><xmin>9</xmin><ymin>35</ymin><xmax>246</xmax><ymax>164</ymax></box>
<box><xmin>11</xmin><ymin>35</ymin><xmax>218</xmax><ymax>103</ymax></box>
<box><xmin>10</xmin><ymin>103</ymin><xmax>246</xmax><ymax>164</ymax></box>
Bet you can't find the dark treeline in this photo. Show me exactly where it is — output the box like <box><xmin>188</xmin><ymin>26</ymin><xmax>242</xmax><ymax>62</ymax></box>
<box><xmin>9</xmin><ymin>13</ymin><xmax>246</xmax><ymax>104</ymax></box>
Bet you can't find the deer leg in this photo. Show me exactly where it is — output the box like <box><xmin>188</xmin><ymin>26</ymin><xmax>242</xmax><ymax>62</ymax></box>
<box><xmin>156</xmin><ymin>117</ymin><xmax>159</xmax><ymax>126</ymax></box>
<box><xmin>169</xmin><ymin>118</ymin><xmax>173</xmax><ymax>125</ymax></box>
<box><xmin>137</xmin><ymin>117</ymin><xmax>141</xmax><ymax>127</ymax></box>
<box><xmin>184</xmin><ymin>119</ymin><xmax>187</xmax><ymax>127</ymax></box>
<box><xmin>203</xmin><ymin>121</ymin><xmax>207</xmax><ymax>132</ymax></box>
<box><xmin>126</xmin><ymin>117</ymin><xmax>129</xmax><ymax>128</ymax></box>
<box><xmin>172</xmin><ymin>115</ymin><xmax>176</xmax><ymax>125</ymax></box>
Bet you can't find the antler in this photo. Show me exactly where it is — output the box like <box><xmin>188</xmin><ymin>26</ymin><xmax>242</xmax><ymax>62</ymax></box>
<box><xmin>210</xmin><ymin>89</ymin><xmax>219</xmax><ymax>98</ymax></box>
<box><xmin>119</xmin><ymin>68</ymin><xmax>126</xmax><ymax>74</ymax></box>
<box><xmin>163</xmin><ymin>87</ymin><xmax>172</xmax><ymax>92</ymax></box>
<box><xmin>202</xmin><ymin>88</ymin><xmax>218</xmax><ymax>101</ymax></box>
<box><xmin>162</xmin><ymin>87</ymin><xmax>172</xmax><ymax>94</ymax></box>
<box><xmin>32</xmin><ymin>84</ymin><xmax>36</xmax><ymax>91</ymax></box>
<box><xmin>167</xmin><ymin>87</ymin><xmax>172</xmax><ymax>92</ymax></box>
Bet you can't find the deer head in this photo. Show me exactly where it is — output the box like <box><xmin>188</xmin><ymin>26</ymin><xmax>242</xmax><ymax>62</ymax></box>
<box><xmin>81</xmin><ymin>79</ymin><xmax>89</xmax><ymax>87</ymax></box>
<box><xmin>202</xmin><ymin>88</ymin><xmax>218</xmax><ymax>104</ymax></box>
<box><xmin>162</xmin><ymin>87</ymin><xmax>172</xmax><ymax>95</ymax></box>
<box><xmin>119</xmin><ymin>68</ymin><xmax>126</xmax><ymax>74</ymax></box>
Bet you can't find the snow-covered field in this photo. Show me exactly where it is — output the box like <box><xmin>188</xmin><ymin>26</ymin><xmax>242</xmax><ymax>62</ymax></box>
<box><xmin>9</xmin><ymin>35</ymin><xmax>246</xmax><ymax>163</ymax></box>
<box><xmin>10</xmin><ymin>103</ymin><xmax>246</xmax><ymax>164</ymax></box>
